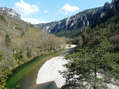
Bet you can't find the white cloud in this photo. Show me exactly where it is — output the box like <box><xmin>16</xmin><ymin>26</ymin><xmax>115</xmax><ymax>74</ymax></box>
<box><xmin>61</xmin><ymin>3</ymin><xmax>79</xmax><ymax>14</ymax></box>
<box><xmin>15</xmin><ymin>0</ymin><xmax>39</xmax><ymax>15</ymax></box>
<box><xmin>21</xmin><ymin>17</ymin><xmax>46</xmax><ymax>24</ymax></box>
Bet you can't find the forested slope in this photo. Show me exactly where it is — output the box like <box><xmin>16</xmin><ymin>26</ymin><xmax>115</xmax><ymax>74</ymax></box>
<box><xmin>0</xmin><ymin>12</ymin><xmax>65</xmax><ymax>89</ymax></box>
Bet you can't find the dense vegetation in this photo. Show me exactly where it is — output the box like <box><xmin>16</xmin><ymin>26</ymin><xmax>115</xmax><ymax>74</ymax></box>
<box><xmin>0</xmin><ymin>15</ymin><xmax>65</xmax><ymax>89</ymax></box>
<box><xmin>61</xmin><ymin>14</ymin><xmax>119</xmax><ymax>89</ymax></box>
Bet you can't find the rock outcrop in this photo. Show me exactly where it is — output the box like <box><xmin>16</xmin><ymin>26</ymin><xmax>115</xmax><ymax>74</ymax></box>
<box><xmin>0</xmin><ymin>7</ymin><xmax>20</xmax><ymax>19</ymax></box>
<box><xmin>37</xmin><ymin>0</ymin><xmax>119</xmax><ymax>34</ymax></box>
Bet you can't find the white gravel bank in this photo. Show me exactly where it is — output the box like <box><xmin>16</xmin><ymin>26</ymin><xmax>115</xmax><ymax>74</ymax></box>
<box><xmin>36</xmin><ymin>44</ymin><xmax>76</xmax><ymax>88</ymax></box>
<box><xmin>36</xmin><ymin>56</ymin><xmax>68</xmax><ymax>88</ymax></box>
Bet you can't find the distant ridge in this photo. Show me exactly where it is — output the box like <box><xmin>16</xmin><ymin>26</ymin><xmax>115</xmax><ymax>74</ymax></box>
<box><xmin>36</xmin><ymin>0</ymin><xmax>119</xmax><ymax>37</ymax></box>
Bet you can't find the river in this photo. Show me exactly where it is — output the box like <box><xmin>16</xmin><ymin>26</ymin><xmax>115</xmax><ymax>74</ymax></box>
<box><xmin>12</xmin><ymin>45</ymin><xmax>76</xmax><ymax>89</ymax></box>
<box><xmin>7</xmin><ymin>44</ymin><xmax>119</xmax><ymax>89</ymax></box>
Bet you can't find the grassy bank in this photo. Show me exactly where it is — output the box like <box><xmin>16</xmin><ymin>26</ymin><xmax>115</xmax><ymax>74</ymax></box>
<box><xmin>6</xmin><ymin>50</ymin><xmax>64</xmax><ymax>89</ymax></box>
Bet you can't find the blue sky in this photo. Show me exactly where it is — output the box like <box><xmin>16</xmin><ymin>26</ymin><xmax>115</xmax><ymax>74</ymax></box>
<box><xmin>0</xmin><ymin>0</ymin><xmax>111</xmax><ymax>24</ymax></box>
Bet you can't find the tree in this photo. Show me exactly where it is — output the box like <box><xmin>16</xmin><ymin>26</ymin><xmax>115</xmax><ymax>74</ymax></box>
<box><xmin>62</xmin><ymin>38</ymin><xmax>119</xmax><ymax>89</ymax></box>
<box><xmin>5</xmin><ymin>34</ymin><xmax>11</xmax><ymax>48</ymax></box>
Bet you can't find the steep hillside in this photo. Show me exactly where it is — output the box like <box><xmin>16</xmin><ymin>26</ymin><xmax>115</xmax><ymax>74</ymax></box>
<box><xmin>37</xmin><ymin>0</ymin><xmax>119</xmax><ymax>37</ymax></box>
<box><xmin>0</xmin><ymin>8</ymin><xmax>65</xmax><ymax>89</ymax></box>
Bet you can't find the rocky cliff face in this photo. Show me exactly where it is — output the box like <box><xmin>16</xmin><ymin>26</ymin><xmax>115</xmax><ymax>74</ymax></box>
<box><xmin>0</xmin><ymin>7</ymin><xmax>20</xmax><ymax>19</ymax></box>
<box><xmin>37</xmin><ymin>0</ymin><xmax>119</xmax><ymax>33</ymax></box>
